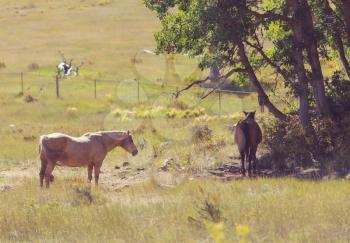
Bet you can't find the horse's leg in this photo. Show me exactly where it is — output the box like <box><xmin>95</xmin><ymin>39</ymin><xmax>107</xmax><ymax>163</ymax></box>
<box><xmin>87</xmin><ymin>164</ymin><xmax>93</xmax><ymax>183</ymax></box>
<box><xmin>253</xmin><ymin>154</ymin><xmax>257</xmax><ymax>173</ymax></box>
<box><xmin>251</xmin><ymin>146</ymin><xmax>258</xmax><ymax>174</ymax></box>
<box><xmin>44</xmin><ymin>161</ymin><xmax>55</xmax><ymax>188</ymax></box>
<box><xmin>94</xmin><ymin>163</ymin><xmax>102</xmax><ymax>185</ymax></box>
<box><xmin>240</xmin><ymin>151</ymin><xmax>246</xmax><ymax>176</ymax></box>
<box><xmin>39</xmin><ymin>157</ymin><xmax>47</xmax><ymax>187</ymax></box>
<box><xmin>248</xmin><ymin>148</ymin><xmax>253</xmax><ymax>177</ymax></box>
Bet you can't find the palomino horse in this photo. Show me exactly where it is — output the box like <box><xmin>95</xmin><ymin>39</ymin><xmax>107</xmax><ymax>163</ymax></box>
<box><xmin>39</xmin><ymin>131</ymin><xmax>138</xmax><ymax>188</ymax></box>
<box><xmin>234</xmin><ymin>111</ymin><xmax>262</xmax><ymax>176</ymax></box>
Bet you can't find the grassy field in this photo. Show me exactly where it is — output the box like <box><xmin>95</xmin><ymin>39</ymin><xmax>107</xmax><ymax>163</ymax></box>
<box><xmin>0</xmin><ymin>1</ymin><xmax>348</xmax><ymax>242</ymax></box>
<box><xmin>1</xmin><ymin>178</ymin><xmax>350</xmax><ymax>242</ymax></box>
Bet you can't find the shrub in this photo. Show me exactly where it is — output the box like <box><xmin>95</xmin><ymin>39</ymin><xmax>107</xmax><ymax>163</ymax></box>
<box><xmin>165</xmin><ymin>108</ymin><xmax>180</xmax><ymax>118</ymax></box>
<box><xmin>325</xmin><ymin>71</ymin><xmax>350</xmax><ymax>114</ymax></box>
<box><xmin>134</xmin><ymin>106</ymin><xmax>165</xmax><ymax>119</ymax></box>
<box><xmin>169</xmin><ymin>99</ymin><xmax>189</xmax><ymax>110</ymax></box>
<box><xmin>263</xmin><ymin>114</ymin><xmax>350</xmax><ymax>174</ymax></box>
<box><xmin>97</xmin><ymin>0</ymin><xmax>113</xmax><ymax>6</ymax></box>
<box><xmin>66</xmin><ymin>107</ymin><xmax>78</xmax><ymax>118</ymax></box>
<box><xmin>179</xmin><ymin>108</ymin><xmax>205</xmax><ymax>118</ymax></box>
<box><xmin>112</xmin><ymin>108</ymin><xmax>123</xmax><ymax>117</ymax></box>
<box><xmin>27</xmin><ymin>63</ymin><xmax>40</xmax><ymax>71</ymax></box>
<box><xmin>191</xmin><ymin>125</ymin><xmax>213</xmax><ymax>143</ymax></box>
<box><xmin>263</xmin><ymin>116</ymin><xmax>312</xmax><ymax>170</ymax></box>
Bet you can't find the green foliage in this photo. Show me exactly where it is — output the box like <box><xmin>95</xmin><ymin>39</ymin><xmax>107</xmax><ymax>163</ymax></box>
<box><xmin>146</xmin><ymin>0</ymin><xmax>256</xmax><ymax>74</ymax></box>
<box><xmin>325</xmin><ymin>71</ymin><xmax>350</xmax><ymax>114</ymax></box>
<box><xmin>266</xmin><ymin>21</ymin><xmax>288</xmax><ymax>40</ymax></box>
<box><xmin>263</xmin><ymin>114</ymin><xmax>350</xmax><ymax>173</ymax></box>
<box><xmin>263</xmin><ymin>116</ymin><xmax>313</xmax><ymax>170</ymax></box>
<box><xmin>262</xmin><ymin>0</ymin><xmax>284</xmax><ymax>11</ymax></box>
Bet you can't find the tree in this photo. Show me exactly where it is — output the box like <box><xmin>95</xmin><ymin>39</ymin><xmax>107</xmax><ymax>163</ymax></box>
<box><xmin>333</xmin><ymin>0</ymin><xmax>350</xmax><ymax>41</ymax></box>
<box><xmin>145</xmin><ymin>0</ymin><xmax>287</xmax><ymax>120</ymax></box>
<box><xmin>144</xmin><ymin>0</ymin><xmax>346</xmax><ymax>126</ymax></box>
<box><xmin>297</xmin><ymin>0</ymin><xmax>330</xmax><ymax>116</ymax></box>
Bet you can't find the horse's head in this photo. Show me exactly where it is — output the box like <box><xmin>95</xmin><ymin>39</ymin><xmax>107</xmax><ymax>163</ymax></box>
<box><xmin>121</xmin><ymin>131</ymin><xmax>138</xmax><ymax>156</ymax></box>
<box><xmin>243</xmin><ymin>111</ymin><xmax>256</xmax><ymax>123</ymax></box>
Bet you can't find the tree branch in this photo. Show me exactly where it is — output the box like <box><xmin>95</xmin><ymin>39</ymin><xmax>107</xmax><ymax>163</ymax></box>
<box><xmin>244</xmin><ymin>39</ymin><xmax>291</xmax><ymax>83</ymax></box>
<box><xmin>249</xmin><ymin>10</ymin><xmax>290</xmax><ymax>23</ymax></box>
<box><xmin>174</xmin><ymin>68</ymin><xmax>246</xmax><ymax>98</ymax></box>
<box><xmin>174</xmin><ymin>77</ymin><xmax>210</xmax><ymax>98</ymax></box>
<box><xmin>222</xmin><ymin>68</ymin><xmax>247</xmax><ymax>79</ymax></box>
<box><xmin>237</xmin><ymin>41</ymin><xmax>287</xmax><ymax>120</ymax></box>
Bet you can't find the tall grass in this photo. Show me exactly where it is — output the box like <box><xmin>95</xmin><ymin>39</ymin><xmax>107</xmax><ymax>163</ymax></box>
<box><xmin>1</xmin><ymin>178</ymin><xmax>350</xmax><ymax>242</ymax></box>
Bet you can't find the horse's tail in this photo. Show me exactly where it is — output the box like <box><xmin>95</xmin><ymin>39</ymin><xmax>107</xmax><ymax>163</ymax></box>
<box><xmin>234</xmin><ymin>122</ymin><xmax>247</xmax><ymax>152</ymax></box>
<box><xmin>241</xmin><ymin>122</ymin><xmax>250</xmax><ymax>150</ymax></box>
<box><xmin>38</xmin><ymin>135</ymin><xmax>47</xmax><ymax>154</ymax></box>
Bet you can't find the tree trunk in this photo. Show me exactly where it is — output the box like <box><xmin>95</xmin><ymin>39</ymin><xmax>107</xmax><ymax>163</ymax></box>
<box><xmin>237</xmin><ymin>41</ymin><xmax>287</xmax><ymax>121</ymax></box>
<box><xmin>285</xmin><ymin>1</ymin><xmax>312</xmax><ymax>126</ymax></box>
<box><xmin>321</xmin><ymin>0</ymin><xmax>350</xmax><ymax>78</ymax></box>
<box><xmin>334</xmin><ymin>35</ymin><xmax>350</xmax><ymax>78</ymax></box>
<box><xmin>295</xmin><ymin>47</ymin><xmax>312</xmax><ymax>127</ymax></box>
<box><xmin>288</xmin><ymin>0</ymin><xmax>330</xmax><ymax>116</ymax></box>
<box><xmin>340</xmin><ymin>0</ymin><xmax>350</xmax><ymax>41</ymax></box>
<box><xmin>209</xmin><ymin>63</ymin><xmax>220</xmax><ymax>82</ymax></box>
<box><xmin>302</xmin><ymin>0</ymin><xmax>330</xmax><ymax>115</ymax></box>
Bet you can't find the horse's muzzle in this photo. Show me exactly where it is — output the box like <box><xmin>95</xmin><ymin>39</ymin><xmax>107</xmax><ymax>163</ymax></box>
<box><xmin>132</xmin><ymin>150</ymin><xmax>138</xmax><ymax>156</ymax></box>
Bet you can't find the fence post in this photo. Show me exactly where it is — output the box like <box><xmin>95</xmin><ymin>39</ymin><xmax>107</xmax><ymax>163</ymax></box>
<box><xmin>20</xmin><ymin>72</ymin><xmax>24</xmax><ymax>94</ymax></box>
<box><xmin>218</xmin><ymin>91</ymin><xmax>222</xmax><ymax>118</ymax></box>
<box><xmin>55</xmin><ymin>75</ymin><xmax>60</xmax><ymax>98</ymax></box>
<box><xmin>94</xmin><ymin>79</ymin><xmax>97</xmax><ymax>99</ymax></box>
<box><xmin>137</xmin><ymin>80</ymin><xmax>140</xmax><ymax>103</ymax></box>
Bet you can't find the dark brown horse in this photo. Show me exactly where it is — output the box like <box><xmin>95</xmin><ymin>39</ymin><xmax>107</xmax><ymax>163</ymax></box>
<box><xmin>234</xmin><ymin>111</ymin><xmax>262</xmax><ymax>176</ymax></box>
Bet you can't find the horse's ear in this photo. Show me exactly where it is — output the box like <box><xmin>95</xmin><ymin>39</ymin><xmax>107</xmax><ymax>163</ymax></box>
<box><xmin>243</xmin><ymin>111</ymin><xmax>248</xmax><ymax>116</ymax></box>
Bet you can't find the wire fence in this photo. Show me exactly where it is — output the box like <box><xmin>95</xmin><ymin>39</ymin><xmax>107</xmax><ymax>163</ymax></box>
<box><xmin>0</xmin><ymin>71</ymin><xmax>258</xmax><ymax>115</ymax></box>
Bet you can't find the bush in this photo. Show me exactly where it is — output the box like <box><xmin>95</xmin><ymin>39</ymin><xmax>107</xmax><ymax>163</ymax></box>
<box><xmin>66</xmin><ymin>107</ymin><xmax>78</xmax><ymax>118</ymax></box>
<box><xmin>263</xmin><ymin>114</ymin><xmax>350</xmax><ymax>174</ymax></box>
<box><xmin>27</xmin><ymin>63</ymin><xmax>40</xmax><ymax>71</ymax></box>
<box><xmin>263</xmin><ymin>116</ymin><xmax>313</xmax><ymax>170</ymax></box>
<box><xmin>191</xmin><ymin>125</ymin><xmax>212</xmax><ymax>143</ymax></box>
<box><xmin>169</xmin><ymin>99</ymin><xmax>189</xmax><ymax>110</ymax></box>
<box><xmin>135</xmin><ymin>106</ymin><xmax>165</xmax><ymax>119</ymax></box>
<box><xmin>97</xmin><ymin>0</ymin><xmax>113</xmax><ymax>6</ymax></box>
<box><xmin>326</xmin><ymin>71</ymin><xmax>350</xmax><ymax>114</ymax></box>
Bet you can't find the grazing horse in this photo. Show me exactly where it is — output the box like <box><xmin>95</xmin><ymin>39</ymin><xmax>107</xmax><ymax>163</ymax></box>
<box><xmin>234</xmin><ymin>111</ymin><xmax>262</xmax><ymax>176</ymax></box>
<box><xmin>39</xmin><ymin>131</ymin><xmax>138</xmax><ymax>188</ymax></box>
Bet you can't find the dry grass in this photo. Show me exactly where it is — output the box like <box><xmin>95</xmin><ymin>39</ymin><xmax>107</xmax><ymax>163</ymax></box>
<box><xmin>0</xmin><ymin>1</ymin><xmax>347</xmax><ymax>242</ymax></box>
<box><xmin>1</xmin><ymin>178</ymin><xmax>350</xmax><ymax>242</ymax></box>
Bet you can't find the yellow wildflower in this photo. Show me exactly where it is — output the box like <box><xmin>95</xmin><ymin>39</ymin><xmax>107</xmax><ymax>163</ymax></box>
<box><xmin>236</xmin><ymin>224</ymin><xmax>250</xmax><ymax>237</ymax></box>
<box><xmin>205</xmin><ymin>221</ymin><xmax>225</xmax><ymax>243</ymax></box>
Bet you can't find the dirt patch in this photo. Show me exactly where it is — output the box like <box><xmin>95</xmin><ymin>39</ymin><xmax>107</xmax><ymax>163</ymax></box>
<box><xmin>0</xmin><ymin>158</ymin><xmax>331</xmax><ymax>193</ymax></box>
<box><xmin>100</xmin><ymin>165</ymin><xmax>150</xmax><ymax>191</ymax></box>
